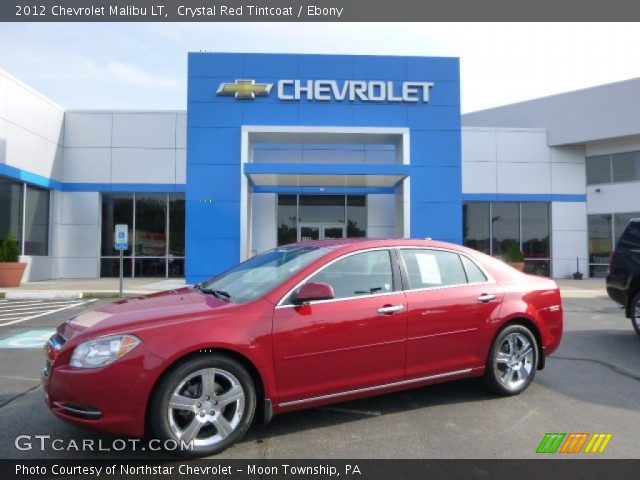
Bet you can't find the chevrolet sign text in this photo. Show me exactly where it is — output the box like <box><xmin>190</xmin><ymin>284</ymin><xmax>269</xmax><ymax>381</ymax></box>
<box><xmin>278</xmin><ymin>80</ymin><xmax>434</xmax><ymax>102</ymax></box>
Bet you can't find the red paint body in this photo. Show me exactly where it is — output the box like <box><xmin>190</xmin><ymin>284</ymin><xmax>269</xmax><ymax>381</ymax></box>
<box><xmin>42</xmin><ymin>239</ymin><xmax>563</xmax><ymax>437</ymax></box>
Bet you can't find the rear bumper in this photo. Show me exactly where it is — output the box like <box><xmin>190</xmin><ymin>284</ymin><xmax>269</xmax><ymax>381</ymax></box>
<box><xmin>536</xmin><ymin>305</ymin><xmax>563</xmax><ymax>357</ymax></box>
<box><xmin>606</xmin><ymin>275</ymin><xmax>627</xmax><ymax>308</ymax></box>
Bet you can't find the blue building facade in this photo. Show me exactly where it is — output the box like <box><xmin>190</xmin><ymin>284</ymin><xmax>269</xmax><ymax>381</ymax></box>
<box><xmin>186</xmin><ymin>52</ymin><xmax>461</xmax><ymax>284</ymax></box>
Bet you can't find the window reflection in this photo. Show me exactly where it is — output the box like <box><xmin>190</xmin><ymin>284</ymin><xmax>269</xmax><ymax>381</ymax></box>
<box><xmin>299</xmin><ymin>195</ymin><xmax>345</xmax><ymax>224</ymax></box>
<box><xmin>277</xmin><ymin>195</ymin><xmax>297</xmax><ymax>246</ymax></box>
<box><xmin>100</xmin><ymin>193</ymin><xmax>185</xmax><ymax>278</ymax></box>
<box><xmin>491</xmin><ymin>203</ymin><xmax>519</xmax><ymax>257</ymax></box>
<box><xmin>463</xmin><ymin>201</ymin><xmax>550</xmax><ymax>276</ymax></box>
<box><xmin>276</xmin><ymin>194</ymin><xmax>367</xmax><ymax>246</ymax></box>
<box><xmin>0</xmin><ymin>177</ymin><xmax>23</xmax><ymax>246</ymax></box>
<box><xmin>101</xmin><ymin>194</ymin><xmax>133</xmax><ymax>256</ymax></box>
<box><xmin>587</xmin><ymin>150</ymin><xmax>640</xmax><ymax>185</ymax></box>
<box><xmin>24</xmin><ymin>186</ymin><xmax>50</xmax><ymax>256</ymax></box>
<box><xmin>169</xmin><ymin>194</ymin><xmax>185</xmax><ymax>257</ymax></box>
<box><xmin>463</xmin><ymin>203</ymin><xmax>490</xmax><ymax>254</ymax></box>
<box><xmin>588</xmin><ymin>214</ymin><xmax>612</xmax><ymax>278</ymax></box>
<box><xmin>347</xmin><ymin>195</ymin><xmax>366</xmax><ymax>238</ymax></box>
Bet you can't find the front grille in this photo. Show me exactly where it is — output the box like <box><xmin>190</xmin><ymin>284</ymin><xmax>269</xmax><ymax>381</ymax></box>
<box><xmin>42</xmin><ymin>360</ymin><xmax>52</xmax><ymax>378</ymax></box>
<box><xmin>43</xmin><ymin>332</ymin><xmax>67</xmax><ymax>377</ymax></box>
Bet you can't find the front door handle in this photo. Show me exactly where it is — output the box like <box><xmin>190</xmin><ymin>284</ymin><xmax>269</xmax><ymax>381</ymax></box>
<box><xmin>378</xmin><ymin>305</ymin><xmax>404</xmax><ymax>315</ymax></box>
<box><xmin>477</xmin><ymin>293</ymin><xmax>496</xmax><ymax>303</ymax></box>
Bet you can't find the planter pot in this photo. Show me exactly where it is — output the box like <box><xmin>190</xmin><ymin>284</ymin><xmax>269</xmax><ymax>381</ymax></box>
<box><xmin>0</xmin><ymin>262</ymin><xmax>27</xmax><ymax>287</ymax></box>
<box><xmin>506</xmin><ymin>261</ymin><xmax>525</xmax><ymax>272</ymax></box>
<box><xmin>573</xmin><ymin>272</ymin><xmax>584</xmax><ymax>280</ymax></box>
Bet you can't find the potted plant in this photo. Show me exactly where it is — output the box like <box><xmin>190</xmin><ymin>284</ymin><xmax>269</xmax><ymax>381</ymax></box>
<box><xmin>573</xmin><ymin>257</ymin><xmax>583</xmax><ymax>280</ymax></box>
<box><xmin>504</xmin><ymin>243</ymin><xmax>526</xmax><ymax>272</ymax></box>
<box><xmin>0</xmin><ymin>233</ymin><xmax>26</xmax><ymax>287</ymax></box>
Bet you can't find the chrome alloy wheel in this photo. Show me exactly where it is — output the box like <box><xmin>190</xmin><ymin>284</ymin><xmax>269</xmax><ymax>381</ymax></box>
<box><xmin>494</xmin><ymin>332</ymin><xmax>534</xmax><ymax>389</ymax></box>
<box><xmin>167</xmin><ymin>368</ymin><xmax>245</xmax><ymax>447</ymax></box>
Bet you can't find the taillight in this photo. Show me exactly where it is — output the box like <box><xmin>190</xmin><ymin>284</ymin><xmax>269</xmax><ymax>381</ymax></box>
<box><xmin>609</xmin><ymin>250</ymin><xmax>616</xmax><ymax>271</ymax></box>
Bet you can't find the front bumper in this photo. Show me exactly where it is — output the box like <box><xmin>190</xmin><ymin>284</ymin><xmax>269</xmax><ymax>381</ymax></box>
<box><xmin>42</xmin><ymin>341</ymin><xmax>164</xmax><ymax>437</ymax></box>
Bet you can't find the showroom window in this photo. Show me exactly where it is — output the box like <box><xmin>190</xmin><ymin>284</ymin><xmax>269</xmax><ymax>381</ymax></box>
<box><xmin>463</xmin><ymin>202</ymin><xmax>551</xmax><ymax>276</ymax></box>
<box><xmin>586</xmin><ymin>150</ymin><xmax>640</xmax><ymax>185</ymax></box>
<box><xmin>0</xmin><ymin>176</ymin><xmax>50</xmax><ymax>256</ymax></box>
<box><xmin>100</xmin><ymin>193</ymin><xmax>185</xmax><ymax>278</ymax></box>
<box><xmin>588</xmin><ymin>212</ymin><xmax>640</xmax><ymax>277</ymax></box>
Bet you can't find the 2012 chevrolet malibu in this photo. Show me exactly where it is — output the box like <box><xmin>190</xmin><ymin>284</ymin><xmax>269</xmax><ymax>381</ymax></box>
<box><xmin>43</xmin><ymin>239</ymin><xmax>563</xmax><ymax>456</ymax></box>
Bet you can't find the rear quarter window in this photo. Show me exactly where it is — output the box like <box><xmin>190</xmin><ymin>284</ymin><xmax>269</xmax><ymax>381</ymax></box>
<box><xmin>620</xmin><ymin>220</ymin><xmax>640</xmax><ymax>249</ymax></box>
<box><xmin>461</xmin><ymin>255</ymin><xmax>488</xmax><ymax>283</ymax></box>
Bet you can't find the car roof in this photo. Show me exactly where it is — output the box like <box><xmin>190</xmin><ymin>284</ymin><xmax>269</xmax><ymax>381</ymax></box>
<box><xmin>283</xmin><ymin>237</ymin><xmax>459</xmax><ymax>251</ymax></box>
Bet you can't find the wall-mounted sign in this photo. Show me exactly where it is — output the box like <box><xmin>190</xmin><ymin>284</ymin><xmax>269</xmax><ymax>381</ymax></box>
<box><xmin>217</xmin><ymin>79</ymin><xmax>434</xmax><ymax>103</ymax></box>
<box><xmin>216</xmin><ymin>79</ymin><xmax>272</xmax><ymax>99</ymax></box>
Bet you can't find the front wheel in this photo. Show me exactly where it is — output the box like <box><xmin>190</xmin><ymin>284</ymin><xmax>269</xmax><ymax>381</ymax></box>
<box><xmin>485</xmin><ymin>324</ymin><xmax>538</xmax><ymax>396</ymax></box>
<box><xmin>630</xmin><ymin>292</ymin><xmax>640</xmax><ymax>337</ymax></box>
<box><xmin>149</xmin><ymin>355</ymin><xmax>256</xmax><ymax>457</ymax></box>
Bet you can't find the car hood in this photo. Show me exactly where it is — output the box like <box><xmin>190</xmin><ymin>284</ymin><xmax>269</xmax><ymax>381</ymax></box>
<box><xmin>63</xmin><ymin>287</ymin><xmax>233</xmax><ymax>338</ymax></box>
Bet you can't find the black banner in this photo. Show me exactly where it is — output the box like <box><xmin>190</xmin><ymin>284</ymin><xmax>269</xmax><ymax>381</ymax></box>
<box><xmin>3</xmin><ymin>460</ymin><xmax>640</xmax><ymax>480</ymax></box>
<box><xmin>3</xmin><ymin>0</ymin><xmax>640</xmax><ymax>22</ymax></box>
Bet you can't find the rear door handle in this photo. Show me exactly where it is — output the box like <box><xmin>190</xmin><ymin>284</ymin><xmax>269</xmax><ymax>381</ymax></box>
<box><xmin>378</xmin><ymin>305</ymin><xmax>404</xmax><ymax>315</ymax></box>
<box><xmin>477</xmin><ymin>294</ymin><xmax>496</xmax><ymax>303</ymax></box>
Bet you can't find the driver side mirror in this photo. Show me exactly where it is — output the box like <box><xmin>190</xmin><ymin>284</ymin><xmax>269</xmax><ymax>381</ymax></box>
<box><xmin>294</xmin><ymin>281</ymin><xmax>335</xmax><ymax>304</ymax></box>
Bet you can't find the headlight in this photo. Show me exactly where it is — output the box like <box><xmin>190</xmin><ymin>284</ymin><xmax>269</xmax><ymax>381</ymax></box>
<box><xmin>70</xmin><ymin>335</ymin><xmax>141</xmax><ymax>369</ymax></box>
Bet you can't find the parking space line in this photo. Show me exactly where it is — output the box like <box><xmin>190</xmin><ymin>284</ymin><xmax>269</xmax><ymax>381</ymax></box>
<box><xmin>0</xmin><ymin>300</ymin><xmax>96</xmax><ymax>327</ymax></box>
<box><xmin>0</xmin><ymin>303</ymin><xmax>84</xmax><ymax>314</ymax></box>
<box><xmin>0</xmin><ymin>299</ymin><xmax>85</xmax><ymax>306</ymax></box>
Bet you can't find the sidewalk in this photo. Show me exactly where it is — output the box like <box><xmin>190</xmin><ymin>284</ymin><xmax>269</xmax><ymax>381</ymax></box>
<box><xmin>555</xmin><ymin>278</ymin><xmax>607</xmax><ymax>298</ymax></box>
<box><xmin>0</xmin><ymin>278</ymin><xmax>188</xmax><ymax>298</ymax></box>
<box><xmin>1</xmin><ymin>277</ymin><xmax>605</xmax><ymax>299</ymax></box>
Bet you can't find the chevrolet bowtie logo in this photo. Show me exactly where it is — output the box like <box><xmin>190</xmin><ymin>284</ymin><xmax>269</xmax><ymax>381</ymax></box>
<box><xmin>216</xmin><ymin>79</ymin><xmax>273</xmax><ymax>99</ymax></box>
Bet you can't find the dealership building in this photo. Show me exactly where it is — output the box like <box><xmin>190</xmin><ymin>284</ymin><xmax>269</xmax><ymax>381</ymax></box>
<box><xmin>0</xmin><ymin>53</ymin><xmax>638</xmax><ymax>283</ymax></box>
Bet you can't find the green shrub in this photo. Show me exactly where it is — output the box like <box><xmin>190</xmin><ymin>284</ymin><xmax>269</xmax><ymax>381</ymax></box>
<box><xmin>0</xmin><ymin>233</ymin><xmax>20</xmax><ymax>263</ymax></box>
<box><xmin>504</xmin><ymin>243</ymin><xmax>525</xmax><ymax>263</ymax></box>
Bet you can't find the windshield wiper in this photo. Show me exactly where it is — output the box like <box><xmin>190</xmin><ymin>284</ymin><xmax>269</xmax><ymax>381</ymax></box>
<box><xmin>196</xmin><ymin>286</ymin><xmax>232</xmax><ymax>301</ymax></box>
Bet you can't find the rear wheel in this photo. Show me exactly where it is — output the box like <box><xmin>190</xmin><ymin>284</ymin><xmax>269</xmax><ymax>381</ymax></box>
<box><xmin>149</xmin><ymin>355</ymin><xmax>256</xmax><ymax>457</ymax></box>
<box><xmin>630</xmin><ymin>292</ymin><xmax>640</xmax><ymax>337</ymax></box>
<box><xmin>485</xmin><ymin>324</ymin><xmax>538</xmax><ymax>396</ymax></box>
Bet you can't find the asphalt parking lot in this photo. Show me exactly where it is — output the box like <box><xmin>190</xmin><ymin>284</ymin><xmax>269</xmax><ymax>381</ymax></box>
<box><xmin>0</xmin><ymin>288</ymin><xmax>639</xmax><ymax>459</ymax></box>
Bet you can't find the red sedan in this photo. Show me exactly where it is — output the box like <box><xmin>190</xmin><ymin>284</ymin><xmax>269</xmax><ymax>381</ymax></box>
<box><xmin>43</xmin><ymin>239</ymin><xmax>563</xmax><ymax>456</ymax></box>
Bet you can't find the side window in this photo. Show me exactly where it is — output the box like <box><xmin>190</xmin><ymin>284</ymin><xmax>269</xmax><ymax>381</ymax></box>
<box><xmin>401</xmin><ymin>249</ymin><xmax>467</xmax><ymax>289</ymax></box>
<box><xmin>461</xmin><ymin>255</ymin><xmax>487</xmax><ymax>283</ymax></box>
<box><xmin>620</xmin><ymin>221</ymin><xmax>640</xmax><ymax>249</ymax></box>
<box><xmin>304</xmin><ymin>250</ymin><xmax>394</xmax><ymax>300</ymax></box>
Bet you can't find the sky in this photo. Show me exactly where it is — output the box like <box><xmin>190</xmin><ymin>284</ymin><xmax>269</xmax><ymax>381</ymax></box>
<box><xmin>0</xmin><ymin>22</ymin><xmax>639</xmax><ymax>113</ymax></box>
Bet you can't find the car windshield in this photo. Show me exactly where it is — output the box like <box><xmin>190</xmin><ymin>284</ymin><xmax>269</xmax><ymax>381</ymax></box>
<box><xmin>197</xmin><ymin>245</ymin><xmax>332</xmax><ymax>303</ymax></box>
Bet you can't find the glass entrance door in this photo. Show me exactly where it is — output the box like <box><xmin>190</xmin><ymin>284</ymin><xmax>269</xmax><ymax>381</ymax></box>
<box><xmin>299</xmin><ymin>224</ymin><xmax>320</xmax><ymax>242</ymax></box>
<box><xmin>322</xmin><ymin>224</ymin><xmax>346</xmax><ymax>240</ymax></box>
<box><xmin>298</xmin><ymin>223</ymin><xmax>346</xmax><ymax>242</ymax></box>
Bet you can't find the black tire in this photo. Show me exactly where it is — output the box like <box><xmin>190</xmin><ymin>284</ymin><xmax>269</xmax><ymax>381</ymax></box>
<box><xmin>485</xmin><ymin>324</ymin><xmax>539</xmax><ymax>396</ymax></box>
<box><xmin>630</xmin><ymin>292</ymin><xmax>640</xmax><ymax>337</ymax></box>
<box><xmin>149</xmin><ymin>355</ymin><xmax>256</xmax><ymax>457</ymax></box>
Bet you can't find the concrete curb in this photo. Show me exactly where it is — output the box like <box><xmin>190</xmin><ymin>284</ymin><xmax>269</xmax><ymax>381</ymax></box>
<box><xmin>4</xmin><ymin>291</ymin><xmax>84</xmax><ymax>301</ymax></box>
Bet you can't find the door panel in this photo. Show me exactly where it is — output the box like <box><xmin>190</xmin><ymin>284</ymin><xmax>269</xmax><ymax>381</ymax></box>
<box><xmin>273</xmin><ymin>293</ymin><xmax>407</xmax><ymax>403</ymax></box>
<box><xmin>399</xmin><ymin>249</ymin><xmax>503</xmax><ymax>378</ymax></box>
<box><xmin>272</xmin><ymin>249</ymin><xmax>406</xmax><ymax>403</ymax></box>
<box><xmin>404</xmin><ymin>285</ymin><xmax>502</xmax><ymax>377</ymax></box>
